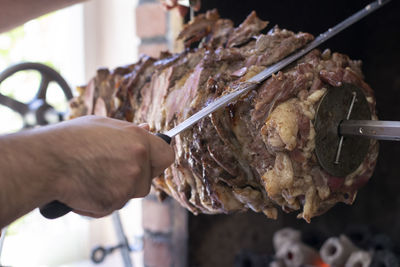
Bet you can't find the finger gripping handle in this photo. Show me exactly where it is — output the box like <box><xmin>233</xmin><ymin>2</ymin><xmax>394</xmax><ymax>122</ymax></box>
<box><xmin>156</xmin><ymin>133</ymin><xmax>172</xmax><ymax>144</ymax></box>
<box><xmin>40</xmin><ymin>200</ymin><xmax>72</xmax><ymax>219</ymax></box>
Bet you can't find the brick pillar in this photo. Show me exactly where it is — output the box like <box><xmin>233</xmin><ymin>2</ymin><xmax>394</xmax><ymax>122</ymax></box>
<box><xmin>142</xmin><ymin>192</ymin><xmax>188</xmax><ymax>267</ymax></box>
<box><xmin>136</xmin><ymin>2</ymin><xmax>188</xmax><ymax>266</ymax></box>
<box><xmin>136</xmin><ymin>0</ymin><xmax>169</xmax><ymax>57</ymax></box>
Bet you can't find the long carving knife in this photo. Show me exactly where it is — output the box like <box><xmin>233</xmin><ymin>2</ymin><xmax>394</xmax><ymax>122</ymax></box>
<box><xmin>40</xmin><ymin>0</ymin><xmax>391</xmax><ymax>219</ymax></box>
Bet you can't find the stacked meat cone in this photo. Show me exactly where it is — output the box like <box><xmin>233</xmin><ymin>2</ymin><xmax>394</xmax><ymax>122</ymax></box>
<box><xmin>70</xmin><ymin>10</ymin><xmax>378</xmax><ymax>222</ymax></box>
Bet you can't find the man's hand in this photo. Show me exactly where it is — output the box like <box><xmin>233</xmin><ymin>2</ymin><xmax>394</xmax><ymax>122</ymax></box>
<box><xmin>0</xmin><ymin>115</ymin><xmax>175</xmax><ymax>228</ymax></box>
<box><xmin>53</xmin><ymin>116</ymin><xmax>174</xmax><ymax>217</ymax></box>
<box><xmin>160</xmin><ymin>0</ymin><xmax>201</xmax><ymax>17</ymax></box>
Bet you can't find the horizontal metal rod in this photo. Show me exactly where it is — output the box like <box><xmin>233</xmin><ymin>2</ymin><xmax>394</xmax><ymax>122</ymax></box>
<box><xmin>340</xmin><ymin>120</ymin><xmax>400</xmax><ymax>141</ymax></box>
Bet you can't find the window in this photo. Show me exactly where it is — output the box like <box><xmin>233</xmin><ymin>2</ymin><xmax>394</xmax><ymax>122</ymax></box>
<box><xmin>0</xmin><ymin>1</ymin><xmax>143</xmax><ymax>266</ymax></box>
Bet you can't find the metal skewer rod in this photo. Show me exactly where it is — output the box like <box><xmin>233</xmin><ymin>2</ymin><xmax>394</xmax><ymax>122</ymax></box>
<box><xmin>340</xmin><ymin>120</ymin><xmax>400</xmax><ymax>141</ymax></box>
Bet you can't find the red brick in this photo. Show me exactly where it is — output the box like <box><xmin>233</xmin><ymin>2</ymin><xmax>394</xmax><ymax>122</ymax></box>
<box><xmin>142</xmin><ymin>198</ymin><xmax>171</xmax><ymax>233</ymax></box>
<box><xmin>143</xmin><ymin>235</ymin><xmax>172</xmax><ymax>267</ymax></box>
<box><xmin>136</xmin><ymin>3</ymin><xmax>167</xmax><ymax>38</ymax></box>
<box><xmin>139</xmin><ymin>43</ymin><xmax>168</xmax><ymax>58</ymax></box>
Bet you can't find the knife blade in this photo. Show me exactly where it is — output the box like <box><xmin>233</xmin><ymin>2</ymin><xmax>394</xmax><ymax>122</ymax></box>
<box><xmin>340</xmin><ymin>120</ymin><xmax>400</xmax><ymax>141</ymax></box>
<box><xmin>160</xmin><ymin>0</ymin><xmax>391</xmax><ymax>141</ymax></box>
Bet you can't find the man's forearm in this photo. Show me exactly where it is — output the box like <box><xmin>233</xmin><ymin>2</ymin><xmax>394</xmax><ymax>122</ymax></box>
<box><xmin>0</xmin><ymin>130</ymin><xmax>58</xmax><ymax>229</ymax></box>
<box><xmin>0</xmin><ymin>0</ymin><xmax>87</xmax><ymax>33</ymax></box>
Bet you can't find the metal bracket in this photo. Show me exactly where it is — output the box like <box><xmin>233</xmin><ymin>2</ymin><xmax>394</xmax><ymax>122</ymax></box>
<box><xmin>90</xmin><ymin>212</ymin><xmax>143</xmax><ymax>266</ymax></box>
<box><xmin>314</xmin><ymin>83</ymin><xmax>371</xmax><ymax>177</ymax></box>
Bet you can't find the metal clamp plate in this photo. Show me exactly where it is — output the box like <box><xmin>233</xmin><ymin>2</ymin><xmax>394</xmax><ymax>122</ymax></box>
<box><xmin>314</xmin><ymin>83</ymin><xmax>371</xmax><ymax>177</ymax></box>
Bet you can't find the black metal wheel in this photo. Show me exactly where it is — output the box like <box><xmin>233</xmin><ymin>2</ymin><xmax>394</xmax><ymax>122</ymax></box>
<box><xmin>91</xmin><ymin>246</ymin><xmax>107</xmax><ymax>264</ymax></box>
<box><xmin>0</xmin><ymin>62</ymin><xmax>73</xmax><ymax>128</ymax></box>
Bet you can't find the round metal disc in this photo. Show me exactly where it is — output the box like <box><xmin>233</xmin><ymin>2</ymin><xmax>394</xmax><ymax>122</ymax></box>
<box><xmin>314</xmin><ymin>83</ymin><xmax>371</xmax><ymax>177</ymax></box>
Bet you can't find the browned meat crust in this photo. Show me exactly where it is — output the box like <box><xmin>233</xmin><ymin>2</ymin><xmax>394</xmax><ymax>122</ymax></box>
<box><xmin>70</xmin><ymin>11</ymin><xmax>378</xmax><ymax>222</ymax></box>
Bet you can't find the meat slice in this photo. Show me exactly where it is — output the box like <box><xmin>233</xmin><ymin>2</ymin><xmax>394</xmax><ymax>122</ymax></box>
<box><xmin>226</xmin><ymin>11</ymin><xmax>269</xmax><ymax>47</ymax></box>
<box><xmin>178</xmin><ymin>9</ymin><xmax>220</xmax><ymax>48</ymax></box>
<box><xmin>70</xmin><ymin>10</ymin><xmax>378</xmax><ymax>222</ymax></box>
<box><xmin>250</xmin><ymin>27</ymin><xmax>314</xmax><ymax>66</ymax></box>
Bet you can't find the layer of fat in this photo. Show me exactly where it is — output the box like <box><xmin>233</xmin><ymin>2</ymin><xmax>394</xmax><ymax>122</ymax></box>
<box><xmin>298</xmin><ymin>89</ymin><xmax>326</xmax><ymax>161</ymax></box>
<box><xmin>260</xmin><ymin>89</ymin><xmax>329</xmax><ymax>221</ymax></box>
<box><xmin>261</xmin><ymin>152</ymin><xmax>294</xmax><ymax>197</ymax></box>
<box><xmin>300</xmin><ymin>88</ymin><xmax>327</xmax><ymax>120</ymax></box>
<box><xmin>261</xmin><ymin>89</ymin><xmax>326</xmax><ymax>153</ymax></box>
<box><xmin>263</xmin><ymin>99</ymin><xmax>299</xmax><ymax>151</ymax></box>
<box><xmin>232</xmin><ymin>186</ymin><xmax>264</xmax><ymax>212</ymax></box>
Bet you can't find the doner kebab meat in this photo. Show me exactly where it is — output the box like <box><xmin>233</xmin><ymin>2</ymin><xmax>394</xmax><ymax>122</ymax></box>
<box><xmin>69</xmin><ymin>10</ymin><xmax>378</xmax><ymax>222</ymax></box>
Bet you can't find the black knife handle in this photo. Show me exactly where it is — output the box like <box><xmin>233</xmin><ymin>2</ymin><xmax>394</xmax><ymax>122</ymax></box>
<box><xmin>40</xmin><ymin>200</ymin><xmax>72</xmax><ymax>219</ymax></box>
<box><xmin>156</xmin><ymin>133</ymin><xmax>172</xmax><ymax>144</ymax></box>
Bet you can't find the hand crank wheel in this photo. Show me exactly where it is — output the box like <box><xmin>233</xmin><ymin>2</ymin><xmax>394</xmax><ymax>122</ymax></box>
<box><xmin>0</xmin><ymin>62</ymin><xmax>73</xmax><ymax>128</ymax></box>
